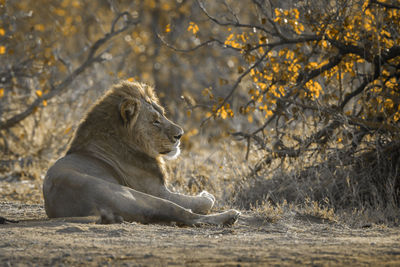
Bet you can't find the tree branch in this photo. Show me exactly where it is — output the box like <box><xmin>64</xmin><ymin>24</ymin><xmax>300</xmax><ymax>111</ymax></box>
<box><xmin>158</xmin><ymin>36</ymin><xmax>242</xmax><ymax>52</ymax></box>
<box><xmin>197</xmin><ymin>0</ymin><xmax>272</xmax><ymax>35</ymax></box>
<box><xmin>370</xmin><ymin>0</ymin><xmax>400</xmax><ymax>9</ymax></box>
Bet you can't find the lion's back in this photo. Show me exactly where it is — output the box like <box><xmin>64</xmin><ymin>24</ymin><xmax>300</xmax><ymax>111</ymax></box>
<box><xmin>43</xmin><ymin>153</ymin><xmax>119</xmax><ymax>217</ymax></box>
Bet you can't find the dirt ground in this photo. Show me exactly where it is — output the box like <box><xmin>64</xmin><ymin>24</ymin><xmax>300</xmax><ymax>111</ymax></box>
<box><xmin>1</xmin><ymin>202</ymin><xmax>400</xmax><ymax>266</ymax></box>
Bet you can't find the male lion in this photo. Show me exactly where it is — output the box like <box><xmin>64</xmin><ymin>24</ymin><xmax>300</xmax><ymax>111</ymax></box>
<box><xmin>43</xmin><ymin>81</ymin><xmax>240</xmax><ymax>226</ymax></box>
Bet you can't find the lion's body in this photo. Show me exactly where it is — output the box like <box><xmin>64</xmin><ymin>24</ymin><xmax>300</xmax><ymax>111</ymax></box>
<box><xmin>43</xmin><ymin>81</ymin><xmax>239</xmax><ymax>225</ymax></box>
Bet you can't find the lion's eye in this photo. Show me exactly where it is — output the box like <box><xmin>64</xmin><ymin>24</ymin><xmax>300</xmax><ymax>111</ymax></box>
<box><xmin>153</xmin><ymin>119</ymin><xmax>161</xmax><ymax>125</ymax></box>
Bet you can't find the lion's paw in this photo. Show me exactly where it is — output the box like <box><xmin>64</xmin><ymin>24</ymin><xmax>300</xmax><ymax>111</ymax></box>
<box><xmin>196</xmin><ymin>209</ymin><xmax>240</xmax><ymax>226</ymax></box>
<box><xmin>98</xmin><ymin>208</ymin><xmax>124</xmax><ymax>224</ymax></box>
<box><xmin>199</xmin><ymin>190</ymin><xmax>216</xmax><ymax>203</ymax></box>
<box><xmin>193</xmin><ymin>191</ymin><xmax>215</xmax><ymax>214</ymax></box>
<box><xmin>221</xmin><ymin>209</ymin><xmax>241</xmax><ymax>226</ymax></box>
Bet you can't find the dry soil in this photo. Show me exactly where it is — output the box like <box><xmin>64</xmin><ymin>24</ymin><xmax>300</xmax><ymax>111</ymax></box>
<box><xmin>1</xmin><ymin>202</ymin><xmax>400</xmax><ymax>266</ymax></box>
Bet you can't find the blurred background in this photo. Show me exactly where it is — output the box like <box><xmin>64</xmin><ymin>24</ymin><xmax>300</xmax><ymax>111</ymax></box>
<box><xmin>1</xmin><ymin>0</ymin><xmax>399</xmax><ymax>226</ymax></box>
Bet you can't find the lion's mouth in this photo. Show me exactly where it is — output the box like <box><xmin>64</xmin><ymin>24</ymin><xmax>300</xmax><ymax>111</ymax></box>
<box><xmin>161</xmin><ymin>141</ymin><xmax>181</xmax><ymax>159</ymax></box>
<box><xmin>160</xmin><ymin>141</ymin><xmax>179</xmax><ymax>154</ymax></box>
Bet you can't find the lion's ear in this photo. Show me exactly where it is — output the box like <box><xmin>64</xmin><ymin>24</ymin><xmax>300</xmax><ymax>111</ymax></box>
<box><xmin>119</xmin><ymin>98</ymin><xmax>140</xmax><ymax>127</ymax></box>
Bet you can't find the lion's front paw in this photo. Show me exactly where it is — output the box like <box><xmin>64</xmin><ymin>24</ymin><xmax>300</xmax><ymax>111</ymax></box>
<box><xmin>193</xmin><ymin>191</ymin><xmax>215</xmax><ymax>214</ymax></box>
<box><xmin>195</xmin><ymin>209</ymin><xmax>241</xmax><ymax>226</ymax></box>
<box><xmin>199</xmin><ymin>190</ymin><xmax>215</xmax><ymax>203</ymax></box>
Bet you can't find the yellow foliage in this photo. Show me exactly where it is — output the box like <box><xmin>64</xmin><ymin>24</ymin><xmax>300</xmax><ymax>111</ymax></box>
<box><xmin>216</xmin><ymin>104</ymin><xmax>234</xmax><ymax>119</ymax></box>
<box><xmin>0</xmin><ymin>46</ymin><xmax>5</xmax><ymax>54</ymax></box>
<box><xmin>220</xmin><ymin>108</ymin><xmax>228</xmax><ymax>119</ymax></box>
<box><xmin>34</xmin><ymin>24</ymin><xmax>45</xmax><ymax>32</ymax></box>
<box><xmin>274</xmin><ymin>8</ymin><xmax>281</xmax><ymax>18</ymax></box>
<box><xmin>394</xmin><ymin>112</ymin><xmax>400</xmax><ymax>122</ymax></box>
<box><xmin>185</xmin><ymin>128</ymin><xmax>199</xmax><ymax>138</ymax></box>
<box><xmin>161</xmin><ymin>3</ymin><xmax>171</xmax><ymax>11</ymax></box>
<box><xmin>279</xmin><ymin>86</ymin><xmax>286</xmax><ymax>96</ymax></box>
<box><xmin>63</xmin><ymin>127</ymin><xmax>72</xmax><ymax>135</ymax></box>
<box><xmin>187</xmin><ymin>21</ymin><xmax>199</xmax><ymax>35</ymax></box>
<box><xmin>305</xmin><ymin>80</ymin><xmax>323</xmax><ymax>100</ymax></box>
<box><xmin>0</xmin><ymin>28</ymin><xmax>5</xmax><ymax>36</ymax></box>
<box><xmin>258</xmin><ymin>82</ymin><xmax>267</xmax><ymax>91</ymax></box>
<box><xmin>288</xmin><ymin>63</ymin><xmax>300</xmax><ymax>74</ymax></box>
<box><xmin>0</xmin><ymin>88</ymin><xmax>4</xmax><ymax>98</ymax></box>
<box><xmin>385</xmin><ymin>78</ymin><xmax>397</xmax><ymax>89</ymax></box>
<box><xmin>202</xmin><ymin>87</ymin><xmax>214</xmax><ymax>100</ymax></box>
<box><xmin>382</xmin><ymin>69</ymin><xmax>390</xmax><ymax>77</ymax></box>
<box><xmin>265</xmin><ymin>109</ymin><xmax>273</xmax><ymax>118</ymax></box>
<box><xmin>292</xmin><ymin>8</ymin><xmax>299</xmax><ymax>19</ymax></box>
<box><xmin>54</xmin><ymin>8</ymin><xmax>66</xmax><ymax>16</ymax></box>
<box><xmin>308</xmin><ymin>62</ymin><xmax>318</xmax><ymax>68</ymax></box>
<box><xmin>35</xmin><ymin>90</ymin><xmax>43</xmax><ymax>97</ymax></box>
<box><xmin>272</xmin><ymin>63</ymin><xmax>280</xmax><ymax>73</ymax></box>
<box><xmin>165</xmin><ymin>24</ymin><xmax>171</xmax><ymax>33</ymax></box>
<box><xmin>294</xmin><ymin>22</ymin><xmax>304</xmax><ymax>34</ymax></box>
<box><xmin>286</xmin><ymin>50</ymin><xmax>295</xmax><ymax>60</ymax></box>
<box><xmin>384</xmin><ymin>99</ymin><xmax>394</xmax><ymax>109</ymax></box>
<box><xmin>263</xmin><ymin>73</ymin><xmax>273</xmax><ymax>81</ymax></box>
<box><xmin>224</xmin><ymin>33</ymin><xmax>242</xmax><ymax>49</ymax></box>
<box><xmin>42</xmin><ymin>100</ymin><xmax>47</xmax><ymax>107</ymax></box>
<box><xmin>308</xmin><ymin>59</ymin><xmax>329</xmax><ymax>70</ymax></box>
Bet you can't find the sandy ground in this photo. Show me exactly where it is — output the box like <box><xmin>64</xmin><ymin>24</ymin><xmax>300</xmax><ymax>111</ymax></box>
<box><xmin>1</xmin><ymin>202</ymin><xmax>400</xmax><ymax>266</ymax></box>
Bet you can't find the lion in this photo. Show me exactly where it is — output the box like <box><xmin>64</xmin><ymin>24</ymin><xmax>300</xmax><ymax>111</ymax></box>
<box><xmin>43</xmin><ymin>81</ymin><xmax>240</xmax><ymax>226</ymax></box>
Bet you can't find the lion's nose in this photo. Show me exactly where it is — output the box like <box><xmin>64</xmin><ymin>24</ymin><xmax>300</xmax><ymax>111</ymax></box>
<box><xmin>174</xmin><ymin>129</ymin><xmax>184</xmax><ymax>141</ymax></box>
<box><xmin>174</xmin><ymin>133</ymin><xmax>183</xmax><ymax>141</ymax></box>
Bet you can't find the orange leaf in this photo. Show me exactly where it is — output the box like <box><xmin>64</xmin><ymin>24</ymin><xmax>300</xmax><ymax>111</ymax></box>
<box><xmin>64</xmin><ymin>127</ymin><xmax>72</xmax><ymax>135</ymax></box>
<box><xmin>165</xmin><ymin>24</ymin><xmax>171</xmax><ymax>33</ymax></box>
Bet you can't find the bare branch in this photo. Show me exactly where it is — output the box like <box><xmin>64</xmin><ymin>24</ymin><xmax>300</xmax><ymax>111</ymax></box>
<box><xmin>197</xmin><ymin>0</ymin><xmax>272</xmax><ymax>35</ymax></box>
<box><xmin>158</xmin><ymin>35</ymin><xmax>241</xmax><ymax>52</ymax></box>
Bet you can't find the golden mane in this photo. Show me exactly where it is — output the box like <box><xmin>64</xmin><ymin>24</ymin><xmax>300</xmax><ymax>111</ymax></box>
<box><xmin>67</xmin><ymin>81</ymin><xmax>160</xmax><ymax>154</ymax></box>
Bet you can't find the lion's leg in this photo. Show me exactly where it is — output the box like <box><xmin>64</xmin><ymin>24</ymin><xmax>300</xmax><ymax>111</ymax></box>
<box><xmin>115</xmin><ymin>187</ymin><xmax>239</xmax><ymax>226</ymax></box>
<box><xmin>94</xmin><ymin>182</ymin><xmax>239</xmax><ymax>225</ymax></box>
<box><xmin>44</xmin><ymin>173</ymin><xmax>239</xmax><ymax>226</ymax></box>
<box><xmin>156</xmin><ymin>187</ymin><xmax>215</xmax><ymax>214</ymax></box>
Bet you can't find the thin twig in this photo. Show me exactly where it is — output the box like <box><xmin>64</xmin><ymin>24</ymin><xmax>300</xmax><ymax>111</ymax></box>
<box><xmin>158</xmin><ymin>36</ymin><xmax>241</xmax><ymax>52</ymax></box>
<box><xmin>197</xmin><ymin>0</ymin><xmax>272</xmax><ymax>35</ymax></box>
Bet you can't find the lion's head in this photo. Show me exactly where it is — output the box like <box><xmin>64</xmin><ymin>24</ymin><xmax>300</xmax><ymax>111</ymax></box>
<box><xmin>68</xmin><ymin>81</ymin><xmax>184</xmax><ymax>160</ymax></box>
